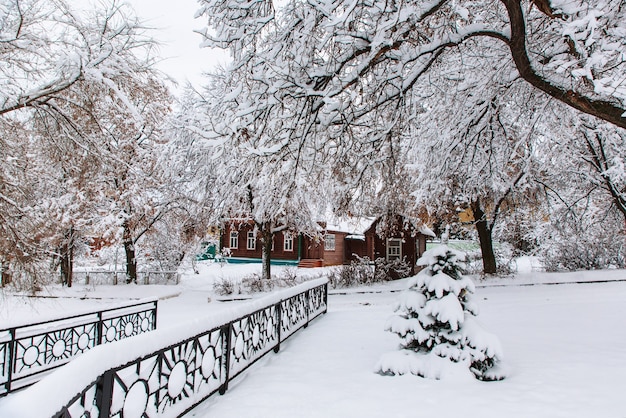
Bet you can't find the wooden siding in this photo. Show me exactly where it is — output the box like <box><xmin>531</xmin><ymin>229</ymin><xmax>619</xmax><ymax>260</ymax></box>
<box><xmin>221</xmin><ymin>217</ymin><xmax>431</xmax><ymax>273</ymax></box>
<box><xmin>222</xmin><ymin>223</ymin><xmax>300</xmax><ymax>261</ymax></box>
<box><xmin>323</xmin><ymin>232</ymin><xmax>346</xmax><ymax>266</ymax></box>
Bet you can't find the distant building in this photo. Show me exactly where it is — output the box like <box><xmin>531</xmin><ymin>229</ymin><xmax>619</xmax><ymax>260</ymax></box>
<box><xmin>220</xmin><ymin>215</ymin><xmax>435</xmax><ymax>275</ymax></box>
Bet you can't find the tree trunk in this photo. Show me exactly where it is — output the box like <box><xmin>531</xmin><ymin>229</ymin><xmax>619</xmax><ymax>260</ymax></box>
<box><xmin>471</xmin><ymin>199</ymin><xmax>497</xmax><ymax>275</ymax></box>
<box><xmin>1</xmin><ymin>260</ymin><xmax>10</xmax><ymax>287</ymax></box>
<box><xmin>123</xmin><ymin>223</ymin><xmax>137</xmax><ymax>284</ymax></box>
<box><xmin>260</xmin><ymin>224</ymin><xmax>273</xmax><ymax>281</ymax></box>
<box><xmin>59</xmin><ymin>228</ymin><xmax>74</xmax><ymax>287</ymax></box>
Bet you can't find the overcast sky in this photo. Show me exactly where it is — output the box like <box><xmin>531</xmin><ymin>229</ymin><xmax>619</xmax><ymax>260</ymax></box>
<box><xmin>125</xmin><ymin>0</ymin><xmax>228</xmax><ymax>89</ymax></box>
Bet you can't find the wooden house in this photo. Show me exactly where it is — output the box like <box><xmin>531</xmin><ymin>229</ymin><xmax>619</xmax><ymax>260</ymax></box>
<box><xmin>220</xmin><ymin>215</ymin><xmax>435</xmax><ymax>274</ymax></box>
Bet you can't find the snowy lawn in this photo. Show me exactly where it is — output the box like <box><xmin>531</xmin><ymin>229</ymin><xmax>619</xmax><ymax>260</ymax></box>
<box><xmin>186</xmin><ymin>279</ymin><xmax>626</xmax><ymax>418</ymax></box>
<box><xmin>1</xmin><ymin>261</ymin><xmax>626</xmax><ymax>417</ymax></box>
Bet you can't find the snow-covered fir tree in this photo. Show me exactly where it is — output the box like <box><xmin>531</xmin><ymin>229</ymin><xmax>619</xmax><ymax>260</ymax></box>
<box><xmin>377</xmin><ymin>245</ymin><xmax>506</xmax><ymax>381</ymax></box>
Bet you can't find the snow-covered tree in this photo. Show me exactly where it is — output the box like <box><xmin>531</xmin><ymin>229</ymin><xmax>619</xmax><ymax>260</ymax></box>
<box><xmin>0</xmin><ymin>0</ymin><xmax>174</xmax><ymax>288</ymax></box>
<box><xmin>377</xmin><ymin>245</ymin><xmax>506</xmax><ymax>381</ymax></box>
<box><xmin>528</xmin><ymin>114</ymin><xmax>626</xmax><ymax>270</ymax></box>
<box><xmin>410</xmin><ymin>76</ymin><xmax>547</xmax><ymax>274</ymax></box>
<box><xmin>198</xmin><ymin>0</ymin><xmax>625</xmax><ymax>146</ymax></box>
<box><xmin>196</xmin><ymin>0</ymin><xmax>625</xmax><ymax>276</ymax></box>
<box><xmin>177</xmin><ymin>72</ymin><xmax>327</xmax><ymax>282</ymax></box>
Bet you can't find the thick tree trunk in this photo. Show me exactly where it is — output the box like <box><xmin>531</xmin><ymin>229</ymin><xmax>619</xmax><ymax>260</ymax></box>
<box><xmin>123</xmin><ymin>223</ymin><xmax>137</xmax><ymax>284</ymax></box>
<box><xmin>471</xmin><ymin>199</ymin><xmax>497</xmax><ymax>275</ymax></box>
<box><xmin>260</xmin><ymin>225</ymin><xmax>273</xmax><ymax>281</ymax></box>
<box><xmin>59</xmin><ymin>228</ymin><xmax>74</xmax><ymax>287</ymax></box>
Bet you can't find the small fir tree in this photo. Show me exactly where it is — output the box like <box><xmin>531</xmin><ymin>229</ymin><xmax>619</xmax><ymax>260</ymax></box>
<box><xmin>376</xmin><ymin>245</ymin><xmax>506</xmax><ymax>381</ymax></box>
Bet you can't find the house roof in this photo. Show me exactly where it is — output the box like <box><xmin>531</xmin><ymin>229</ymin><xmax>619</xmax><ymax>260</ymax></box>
<box><xmin>327</xmin><ymin>215</ymin><xmax>436</xmax><ymax>238</ymax></box>
<box><xmin>325</xmin><ymin>217</ymin><xmax>377</xmax><ymax>235</ymax></box>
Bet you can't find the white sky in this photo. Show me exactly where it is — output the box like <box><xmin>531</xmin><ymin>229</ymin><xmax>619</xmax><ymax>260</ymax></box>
<box><xmin>125</xmin><ymin>0</ymin><xmax>229</xmax><ymax>89</ymax></box>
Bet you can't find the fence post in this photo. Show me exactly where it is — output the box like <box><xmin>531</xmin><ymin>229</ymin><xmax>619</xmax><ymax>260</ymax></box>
<box><xmin>6</xmin><ymin>328</ymin><xmax>15</xmax><ymax>394</ymax></box>
<box><xmin>96</xmin><ymin>311</ymin><xmax>104</xmax><ymax>346</ymax></box>
<box><xmin>273</xmin><ymin>301</ymin><xmax>282</xmax><ymax>353</ymax></box>
<box><xmin>152</xmin><ymin>301</ymin><xmax>158</xmax><ymax>331</ymax></box>
<box><xmin>304</xmin><ymin>290</ymin><xmax>310</xmax><ymax>328</ymax></box>
<box><xmin>324</xmin><ymin>283</ymin><xmax>328</xmax><ymax>314</ymax></box>
<box><xmin>95</xmin><ymin>370</ymin><xmax>114</xmax><ymax>417</ymax></box>
<box><xmin>219</xmin><ymin>323</ymin><xmax>232</xmax><ymax>395</ymax></box>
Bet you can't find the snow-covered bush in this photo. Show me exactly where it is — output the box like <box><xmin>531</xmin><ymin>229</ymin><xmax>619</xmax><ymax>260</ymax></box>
<box><xmin>214</xmin><ymin>268</ymin><xmax>309</xmax><ymax>296</ymax></box>
<box><xmin>328</xmin><ymin>256</ymin><xmax>411</xmax><ymax>288</ymax></box>
<box><xmin>275</xmin><ymin>267</ymin><xmax>299</xmax><ymax>287</ymax></box>
<box><xmin>376</xmin><ymin>245</ymin><xmax>506</xmax><ymax>381</ymax></box>
<box><xmin>536</xmin><ymin>215</ymin><xmax>626</xmax><ymax>271</ymax></box>
<box><xmin>374</xmin><ymin>257</ymin><xmax>411</xmax><ymax>281</ymax></box>
<box><xmin>213</xmin><ymin>277</ymin><xmax>239</xmax><ymax>295</ymax></box>
<box><xmin>327</xmin><ymin>256</ymin><xmax>374</xmax><ymax>288</ymax></box>
<box><xmin>241</xmin><ymin>272</ymin><xmax>274</xmax><ymax>293</ymax></box>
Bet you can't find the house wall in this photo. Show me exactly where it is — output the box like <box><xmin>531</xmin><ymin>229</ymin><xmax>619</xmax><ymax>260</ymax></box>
<box><xmin>344</xmin><ymin>237</ymin><xmax>367</xmax><ymax>263</ymax></box>
<box><xmin>221</xmin><ymin>217</ymin><xmax>432</xmax><ymax>269</ymax></box>
<box><xmin>418</xmin><ymin>235</ymin><xmax>427</xmax><ymax>258</ymax></box>
<box><xmin>323</xmin><ymin>231</ymin><xmax>347</xmax><ymax>266</ymax></box>
<box><xmin>222</xmin><ymin>223</ymin><xmax>300</xmax><ymax>261</ymax></box>
<box><xmin>302</xmin><ymin>236</ymin><xmax>323</xmax><ymax>260</ymax></box>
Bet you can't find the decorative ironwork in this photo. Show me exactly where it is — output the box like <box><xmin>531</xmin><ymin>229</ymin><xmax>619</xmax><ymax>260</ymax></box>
<box><xmin>51</xmin><ymin>281</ymin><xmax>328</xmax><ymax>418</ymax></box>
<box><xmin>228</xmin><ymin>305</ymin><xmax>278</xmax><ymax>377</ymax></box>
<box><xmin>308</xmin><ymin>283</ymin><xmax>328</xmax><ymax>319</ymax></box>
<box><xmin>281</xmin><ymin>293</ymin><xmax>308</xmax><ymax>340</ymax></box>
<box><xmin>0</xmin><ymin>300</ymin><xmax>158</xmax><ymax>396</ymax></box>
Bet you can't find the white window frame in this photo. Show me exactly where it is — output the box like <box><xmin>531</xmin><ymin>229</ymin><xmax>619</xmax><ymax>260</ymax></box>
<box><xmin>229</xmin><ymin>231</ymin><xmax>239</xmax><ymax>249</ymax></box>
<box><xmin>325</xmin><ymin>234</ymin><xmax>336</xmax><ymax>251</ymax></box>
<box><xmin>247</xmin><ymin>231</ymin><xmax>256</xmax><ymax>250</ymax></box>
<box><xmin>284</xmin><ymin>233</ymin><xmax>294</xmax><ymax>252</ymax></box>
<box><xmin>387</xmin><ymin>238</ymin><xmax>402</xmax><ymax>261</ymax></box>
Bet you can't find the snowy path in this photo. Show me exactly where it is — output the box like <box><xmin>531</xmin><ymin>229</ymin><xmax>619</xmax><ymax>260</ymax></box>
<box><xmin>187</xmin><ymin>282</ymin><xmax>626</xmax><ymax>418</ymax></box>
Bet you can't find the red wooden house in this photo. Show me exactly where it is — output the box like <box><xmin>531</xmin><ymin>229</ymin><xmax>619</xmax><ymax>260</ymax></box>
<box><xmin>220</xmin><ymin>215</ymin><xmax>435</xmax><ymax>274</ymax></box>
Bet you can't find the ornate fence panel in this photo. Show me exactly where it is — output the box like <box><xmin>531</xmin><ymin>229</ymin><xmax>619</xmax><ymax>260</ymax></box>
<box><xmin>227</xmin><ymin>304</ymin><xmax>279</xmax><ymax>379</ymax></box>
<box><xmin>50</xmin><ymin>280</ymin><xmax>327</xmax><ymax>418</ymax></box>
<box><xmin>0</xmin><ymin>300</ymin><xmax>158</xmax><ymax>397</ymax></box>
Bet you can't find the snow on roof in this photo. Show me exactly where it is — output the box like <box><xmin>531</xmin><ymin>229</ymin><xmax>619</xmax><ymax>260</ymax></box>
<box><xmin>345</xmin><ymin>234</ymin><xmax>366</xmax><ymax>241</ymax></box>
<box><xmin>325</xmin><ymin>216</ymin><xmax>436</xmax><ymax>237</ymax></box>
<box><xmin>419</xmin><ymin>224</ymin><xmax>436</xmax><ymax>238</ymax></box>
<box><xmin>325</xmin><ymin>217</ymin><xmax>377</xmax><ymax>235</ymax></box>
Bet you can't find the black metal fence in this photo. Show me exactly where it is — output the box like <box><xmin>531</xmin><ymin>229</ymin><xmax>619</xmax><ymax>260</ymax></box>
<box><xmin>53</xmin><ymin>280</ymin><xmax>327</xmax><ymax>417</ymax></box>
<box><xmin>0</xmin><ymin>300</ymin><xmax>158</xmax><ymax>396</ymax></box>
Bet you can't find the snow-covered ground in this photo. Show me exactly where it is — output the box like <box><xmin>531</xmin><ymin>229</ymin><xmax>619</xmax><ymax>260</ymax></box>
<box><xmin>191</xmin><ymin>280</ymin><xmax>626</xmax><ymax>418</ymax></box>
<box><xmin>2</xmin><ymin>259</ymin><xmax>626</xmax><ymax>417</ymax></box>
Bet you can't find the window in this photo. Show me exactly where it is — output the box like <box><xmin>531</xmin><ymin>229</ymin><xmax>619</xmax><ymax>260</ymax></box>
<box><xmin>229</xmin><ymin>231</ymin><xmax>239</xmax><ymax>249</ymax></box>
<box><xmin>387</xmin><ymin>238</ymin><xmax>402</xmax><ymax>261</ymax></box>
<box><xmin>284</xmin><ymin>233</ymin><xmax>294</xmax><ymax>251</ymax></box>
<box><xmin>247</xmin><ymin>231</ymin><xmax>256</xmax><ymax>250</ymax></box>
<box><xmin>325</xmin><ymin>234</ymin><xmax>336</xmax><ymax>251</ymax></box>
